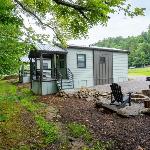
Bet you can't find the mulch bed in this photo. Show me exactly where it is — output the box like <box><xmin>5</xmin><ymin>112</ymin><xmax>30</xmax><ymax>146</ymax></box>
<box><xmin>39</xmin><ymin>95</ymin><xmax>150</xmax><ymax>150</ymax></box>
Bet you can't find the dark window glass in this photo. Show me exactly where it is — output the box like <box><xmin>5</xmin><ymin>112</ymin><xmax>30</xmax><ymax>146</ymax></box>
<box><xmin>77</xmin><ymin>54</ymin><xmax>86</xmax><ymax>68</ymax></box>
<box><xmin>60</xmin><ymin>60</ymin><xmax>65</xmax><ymax>68</ymax></box>
<box><xmin>100</xmin><ymin>57</ymin><xmax>105</xmax><ymax>64</ymax></box>
<box><xmin>43</xmin><ymin>63</ymin><xmax>48</xmax><ymax>69</ymax></box>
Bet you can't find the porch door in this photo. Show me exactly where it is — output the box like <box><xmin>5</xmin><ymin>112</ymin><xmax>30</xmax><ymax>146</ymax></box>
<box><xmin>94</xmin><ymin>51</ymin><xmax>113</xmax><ymax>85</ymax></box>
<box><xmin>56</xmin><ymin>54</ymin><xmax>67</xmax><ymax>79</ymax></box>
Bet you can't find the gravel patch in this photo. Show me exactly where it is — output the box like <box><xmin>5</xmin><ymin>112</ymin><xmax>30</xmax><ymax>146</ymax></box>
<box><xmin>92</xmin><ymin>79</ymin><xmax>150</xmax><ymax>94</ymax></box>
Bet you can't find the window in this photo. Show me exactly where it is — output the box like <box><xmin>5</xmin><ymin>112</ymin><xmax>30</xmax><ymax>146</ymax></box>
<box><xmin>77</xmin><ymin>54</ymin><xmax>86</xmax><ymax>68</ymax></box>
<box><xmin>43</xmin><ymin>63</ymin><xmax>48</xmax><ymax>70</ymax></box>
<box><xmin>60</xmin><ymin>60</ymin><xmax>65</xmax><ymax>68</ymax></box>
<box><xmin>100</xmin><ymin>57</ymin><xmax>106</xmax><ymax>64</ymax></box>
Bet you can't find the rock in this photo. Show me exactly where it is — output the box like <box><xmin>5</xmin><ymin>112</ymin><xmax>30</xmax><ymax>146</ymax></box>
<box><xmin>85</xmin><ymin>97</ymin><xmax>93</xmax><ymax>102</ymax></box>
<box><xmin>56</xmin><ymin>114</ymin><xmax>62</xmax><ymax>119</ymax></box>
<box><xmin>71</xmin><ymin>140</ymin><xmax>85</xmax><ymax>150</ymax></box>
<box><xmin>141</xmin><ymin>108</ymin><xmax>150</xmax><ymax>115</ymax></box>
<box><xmin>95</xmin><ymin>101</ymin><xmax>103</xmax><ymax>108</ymax></box>
<box><xmin>101</xmin><ymin>92</ymin><xmax>108</xmax><ymax>96</ymax></box>
<box><xmin>142</xmin><ymin>89</ymin><xmax>150</xmax><ymax>97</ymax></box>
<box><xmin>68</xmin><ymin>136</ymin><xmax>76</xmax><ymax>142</ymax></box>
<box><xmin>136</xmin><ymin>146</ymin><xmax>144</xmax><ymax>150</ymax></box>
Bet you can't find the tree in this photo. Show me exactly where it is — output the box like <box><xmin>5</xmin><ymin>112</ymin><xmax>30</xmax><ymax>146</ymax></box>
<box><xmin>0</xmin><ymin>0</ymin><xmax>145</xmax><ymax>75</ymax></box>
<box><xmin>0</xmin><ymin>0</ymin><xmax>29</xmax><ymax>75</ymax></box>
<box><xmin>13</xmin><ymin>0</ymin><xmax>145</xmax><ymax>45</ymax></box>
<box><xmin>94</xmin><ymin>27</ymin><xmax>150</xmax><ymax>67</ymax></box>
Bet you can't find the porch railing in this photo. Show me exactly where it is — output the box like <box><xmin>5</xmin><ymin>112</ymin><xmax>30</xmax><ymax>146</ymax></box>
<box><xmin>67</xmin><ymin>68</ymin><xmax>74</xmax><ymax>88</ymax></box>
<box><xmin>56</xmin><ymin>68</ymin><xmax>63</xmax><ymax>90</ymax></box>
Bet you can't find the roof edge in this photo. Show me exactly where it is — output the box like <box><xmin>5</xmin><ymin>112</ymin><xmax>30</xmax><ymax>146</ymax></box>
<box><xmin>67</xmin><ymin>45</ymin><xmax>129</xmax><ymax>53</ymax></box>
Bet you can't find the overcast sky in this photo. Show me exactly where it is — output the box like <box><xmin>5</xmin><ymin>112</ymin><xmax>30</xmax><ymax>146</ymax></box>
<box><xmin>69</xmin><ymin>0</ymin><xmax>150</xmax><ymax>46</ymax></box>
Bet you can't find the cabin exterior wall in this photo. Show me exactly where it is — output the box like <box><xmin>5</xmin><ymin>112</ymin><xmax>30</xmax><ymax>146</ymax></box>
<box><xmin>113</xmin><ymin>52</ymin><xmax>128</xmax><ymax>83</ymax></box>
<box><xmin>67</xmin><ymin>48</ymin><xmax>94</xmax><ymax>88</ymax></box>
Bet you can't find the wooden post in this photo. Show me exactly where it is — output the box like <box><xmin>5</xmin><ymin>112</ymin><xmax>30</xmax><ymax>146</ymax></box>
<box><xmin>30</xmin><ymin>58</ymin><xmax>33</xmax><ymax>89</ymax></box>
<box><xmin>144</xmin><ymin>100</ymin><xmax>150</xmax><ymax>108</ymax></box>
<box><xmin>54</xmin><ymin>54</ymin><xmax>57</xmax><ymax>78</ymax></box>
<box><xmin>35</xmin><ymin>58</ymin><xmax>37</xmax><ymax>80</ymax></box>
<box><xmin>40</xmin><ymin>53</ymin><xmax>43</xmax><ymax>95</ymax></box>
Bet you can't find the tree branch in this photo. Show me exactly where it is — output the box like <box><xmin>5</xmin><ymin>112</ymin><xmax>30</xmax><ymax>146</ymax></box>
<box><xmin>52</xmin><ymin>0</ymin><xmax>90</xmax><ymax>20</ymax></box>
<box><xmin>52</xmin><ymin>0</ymin><xmax>91</xmax><ymax>11</ymax></box>
<box><xmin>13</xmin><ymin>0</ymin><xmax>63</xmax><ymax>43</ymax></box>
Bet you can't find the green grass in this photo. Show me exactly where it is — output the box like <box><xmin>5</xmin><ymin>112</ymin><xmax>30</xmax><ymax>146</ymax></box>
<box><xmin>0</xmin><ymin>80</ymin><xmax>114</xmax><ymax>150</ymax></box>
<box><xmin>68</xmin><ymin>122</ymin><xmax>114</xmax><ymax>150</ymax></box>
<box><xmin>68</xmin><ymin>122</ymin><xmax>92</xmax><ymax>142</ymax></box>
<box><xmin>128</xmin><ymin>67</ymin><xmax>150</xmax><ymax>76</ymax></box>
<box><xmin>0</xmin><ymin>80</ymin><xmax>16</xmax><ymax>96</ymax></box>
<box><xmin>35</xmin><ymin>115</ymin><xmax>59</xmax><ymax>144</ymax></box>
<box><xmin>0</xmin><ymin>80</ymin><xmax>59</xmax><ymax>149</ymax></box>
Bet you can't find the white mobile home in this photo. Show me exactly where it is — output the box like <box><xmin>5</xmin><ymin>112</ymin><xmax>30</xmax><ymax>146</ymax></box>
<box><xmin>29</xmin><ymin>44</ymin><xmax>128</xmax><ymax>95</ymax></box>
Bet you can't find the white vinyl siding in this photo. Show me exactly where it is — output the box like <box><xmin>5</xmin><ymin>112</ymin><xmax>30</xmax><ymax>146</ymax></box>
<box><xmin>67</xmin><ymin>48</ymin><xmax>94</xmax><ymax>88</ymax></box>
<box><xmin>113</xmin><ymin>52</ymin><xmax>128</xmax><ymax>83</ymax></box>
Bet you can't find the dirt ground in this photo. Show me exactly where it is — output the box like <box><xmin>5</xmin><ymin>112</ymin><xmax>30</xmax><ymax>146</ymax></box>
<box><xmin>39</xmin><ymin>95</ymin><xmax>150</xmax><ymax>150</ymax></box>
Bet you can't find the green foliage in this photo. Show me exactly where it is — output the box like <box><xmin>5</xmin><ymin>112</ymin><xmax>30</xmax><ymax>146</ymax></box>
<box><xmin>68</xmin><ymin>122</ymin><xmax>92</xmax><ymax>142</ymax></box>
<box><xmin>0</xmin><ymin>0</ymin><xmax>30</xmax><ymax>75</ymax></box>
<box><xmin>94</xmin><ymin>26</ymin><xmax>150</xmax><ymax>67</ymax></box>
<box><xmin>35</xmin><ymin>115</ymin><xmax>59</xmax><ymax>144</ymax></box>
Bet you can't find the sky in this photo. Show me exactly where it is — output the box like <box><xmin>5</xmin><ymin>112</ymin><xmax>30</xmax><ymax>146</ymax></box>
<box><xmin>69</xmin><ymin>0</ymin><xmax>150</xmax><ymax>46</ymax></box>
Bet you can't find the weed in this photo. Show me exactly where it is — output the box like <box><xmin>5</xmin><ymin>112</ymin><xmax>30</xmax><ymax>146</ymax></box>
<box><xmin>68</xmin><ymin>122</ymin><xmax>92</xmax><ymax>142</ymax></box>
<box><xmin>91</xmin><ymin>141</ymin><xmax>114</xmax><ymax>150</ymax></box>
<box><xmin>35</xmin><ymin>115</ymin><xmax>59</xmax><ymax>144</ymax></box>
<box><xmin>20</xmin><ymin>99</ymin><xmax>39</xmax><ymax>112</ymax></box>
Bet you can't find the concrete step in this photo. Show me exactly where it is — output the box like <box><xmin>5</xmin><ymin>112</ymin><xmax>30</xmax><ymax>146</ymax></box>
<box><xmin>57</xmin><ymin>79</ymin><xmax>74</xmax><ymax>90</ymax></box>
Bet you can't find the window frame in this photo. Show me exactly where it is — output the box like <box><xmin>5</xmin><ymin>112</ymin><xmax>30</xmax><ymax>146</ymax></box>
<box><xmin>77</xmin><ymin>54</ymin><xmax>86</xmax><ymax>68</ymax></box>
<box><xmin>100</xmin><ymin>57</ymin><xmax>106</xmax><ymax>64</ymax></box>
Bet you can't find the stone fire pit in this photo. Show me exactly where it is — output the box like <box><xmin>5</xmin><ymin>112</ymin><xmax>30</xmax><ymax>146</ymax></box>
<box><xmin>96</xmin><ymin>93</ymin><xmax>150</xmax><ymax>117</ymax></box>
<box><xmin>131</xmin><ymin>93</ymin><xmax>149</xmax><ymax>103</ymax></box>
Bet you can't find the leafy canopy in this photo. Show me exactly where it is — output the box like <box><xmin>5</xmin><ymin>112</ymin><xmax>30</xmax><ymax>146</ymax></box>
<box><xmin>13</xmin><ymin>0</ymin><xmax>145</xmax><ymax>45</ymax></box>
<box><xmin>0</xmin><ymin>0</ymin><xmax>29</xmax><ymax>75</ymax></box>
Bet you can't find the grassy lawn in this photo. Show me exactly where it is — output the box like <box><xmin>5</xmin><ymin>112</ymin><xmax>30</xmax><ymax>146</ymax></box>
<box><xmin>128</xmin><ymin>67</ymin><xmax>150</xmax><ymax>76</ymax></box>
<box><xmin>0</xmin><ymin>80</ymin><xmax>113</xmax><ymax>150</ymax></box>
